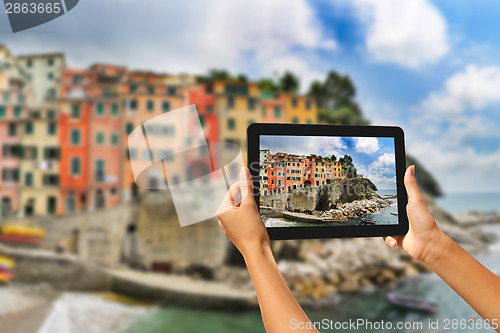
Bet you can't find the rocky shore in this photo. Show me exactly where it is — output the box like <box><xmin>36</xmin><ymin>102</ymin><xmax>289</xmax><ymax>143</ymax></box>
<box><xmin>453</xmin><ymin>211</ymin><xmax>500</xmax><ymax>227</ymax></box>
<box><xmin>262</xmin><ymin>196</ymin><xmax>394</xmax><ymax>224</ymax></box>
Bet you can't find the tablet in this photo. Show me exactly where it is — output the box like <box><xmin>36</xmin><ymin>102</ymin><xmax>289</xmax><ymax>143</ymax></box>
<box><xmin>247</xmin><ymin>123</ymin><xmax>409</xmax><ymax>240</ymax></box>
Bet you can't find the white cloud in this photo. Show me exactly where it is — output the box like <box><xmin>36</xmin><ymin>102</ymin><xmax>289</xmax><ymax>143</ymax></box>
<box><xmin>371</xmin><ymin>153</ymin><xmax>395</xmax><ymax>169</ymax></box>
<box><xmin>418</xmin><ymin>65</ymin><xmax>500</xmax><ymax>114</ymax></box>
<box><xmin>355</xmin><ymin>137</ymin><xmax>379</xmax><ymax>154</ymax></box>
<box><xmin>342</xmin><ymin>0</ymin><xmax>449</xmax><ymax>68</ymax></box>
<box><xmin>4</xmin><ymin>0</ymin><xmax>337</xmax><ymax>80</ymax></box>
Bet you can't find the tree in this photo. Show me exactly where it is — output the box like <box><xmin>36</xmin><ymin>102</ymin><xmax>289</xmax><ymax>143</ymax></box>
<box><xmin>236</xmin><ymin>74</ymin><xmax>248</xmax><ymax>82</ymax></box>
<box><xmin>258</xmin><ymin>78</ymin><xmax>282</xmax><ymax>93</ymax></box>
<box><xmin>339</xmin><ymin>154</ymin><xmax>353</xmax><ymax>167</ymax></box>
<box><xmin>318</xmin><ymin>107</ymin><xmax>370</xmax><ymax>126</ymax></box>
<box><xmin>198</xmin><ymin>69</ymin><xmax>233</xmax><ymax>83</ymax></box>
<box><xmin>330</xmin><ymin>154</ymin><xmax>337</xmax><ymax>162</ymax></box>
<box><xmin>280</xmin><ymin>71</ymin><xmax>300</xmax><ymax>93</ymax></box>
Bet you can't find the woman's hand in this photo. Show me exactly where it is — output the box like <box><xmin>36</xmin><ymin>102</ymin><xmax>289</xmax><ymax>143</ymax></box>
<box><xmin>384</xmin><ymin>165</ymin><xmax>448</xmax><ymax>269</ymax></box>
<box><xmin>217</xmin><ymin>167</ymin><xmax>270</xmax><ymax>257</ymax></box>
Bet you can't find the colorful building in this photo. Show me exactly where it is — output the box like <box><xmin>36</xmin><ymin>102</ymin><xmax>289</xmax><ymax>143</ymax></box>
<box><xmin>0</xmin><ymin>45</ymin><xmax>29</xmax><ymax>216</ymax></box>
<box><xmin>121</xmin><ymin>71</ymin><xmax>186</xmax><ymax>200</ymax></box>
<box><xmin>260</xmin><ymin>92</ymin><xmax>286</xmax><ymax>123</ymax></box>
<box><xmin>215</xmin><ymin>81</ymin><xmax>262</xmax><ymax>162</ymax></box>
<box><xmin>284</xmin><ymin>94</ymin><xmax>317</xmax><ymax>124</ymax></box>
<box><xmin>58</xmin><ymin>68</ymin><xmax>94</xmax><ymax>214</ymax></box>
<box><xmin>16</xmin><ymin>53</ymin><xmax>65</xmax><ymax>216</ymax></box>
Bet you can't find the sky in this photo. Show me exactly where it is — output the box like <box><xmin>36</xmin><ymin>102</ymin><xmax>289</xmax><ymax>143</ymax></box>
<box><xmin>261</xmin><ymin>135</ymin><xmax>396</xmax><ymax>189</ymax></box>
<box><xmin>1</xmin><ymin>0</ymin><xmax>500</xmax><ymax>193</ymax></box>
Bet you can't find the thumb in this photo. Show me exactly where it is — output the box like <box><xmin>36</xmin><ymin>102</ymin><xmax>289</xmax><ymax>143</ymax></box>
<box><xmin>404</xmin><ymin>165</ymin><xmax>424</xmax><ymax>204</ymax></box>
<box><xmin>239</xmin><ymin>167</ymin><xmax>253</xmax><ymax>199</ymax></box>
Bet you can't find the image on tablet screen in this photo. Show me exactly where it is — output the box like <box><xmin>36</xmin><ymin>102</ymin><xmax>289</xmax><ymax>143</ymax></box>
<box><xmin>259</xmin><ymin>136</ymin><xmax>398</xmax><ymax>227</ymax></box>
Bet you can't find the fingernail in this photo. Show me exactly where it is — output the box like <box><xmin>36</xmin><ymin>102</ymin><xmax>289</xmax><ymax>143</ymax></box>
<box><xmin>410</xmin><ymin>165</ymin><xmax>415</xmax><ymax>176</ymax></box>
<box><xmin>389</xmin><ymin>239</ymin><xmax>397</xmax><ymax>247</ymax></box>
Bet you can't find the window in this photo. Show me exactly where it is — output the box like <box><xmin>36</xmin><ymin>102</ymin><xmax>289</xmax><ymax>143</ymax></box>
<box><xmin>27</xmin><ymin>59</ymin><xmax>32</xmax><ymax>67</ymax></box>
<box><xmin>25</xmin><ymin>172</ymin><xmax>33</xmax><ymax>186</ymax></box>
<box><xmin>3</xmin><ymin>92</ymin><xmax>10</xmax><ymax>103</ymax></box>
<box><xmin>70</xmin><ymin>129</ymin><xmax>81</xmax><ymax>145</ymax></box>
<box><xmin>227</xmin><ymin>118</ymin><xmax>235</xmax><ymax>130</ymax></box>
<box><xmin>25</xmin><ymin>122</ymin><xmax>34</xmax><ymax>134</ymax></box>
<box><xmin>147</xmin><ymin>100</ymin><xmax>154</xmax><ymax>111</ymax></box>
<box><xmin>292</xmin><ymin>97</ymin><xmax>298</xmax><ymax>108</ymax></box>
<box><xmin>206</xmin><ymin>105</ymin><xmax>213</xmax><ymax>113</ymax></box>
<box><xmin>8</xmin><ymin>123</ymin><xmax>17</xmax><ymax>136</ymax></box>
<box><xmin>162</xmin><ymin>101</ymin><xmax>170</xmax><ymax>112</ymax></box>
<box><xmin>13</xmin><ymin>106</ymin><xmax>21</xmax><ymax>117</ymax></box>
<box><xmin>292</xmin><ymin>117</ymin><xmax>299</xmax><ymax>124</ymax></box>
<box><xmin>306</xmin><ymin>99</ymin><xmax>312</xmax><ymax>110</ymax></box>
<box><xmin>71</xmin><ymin>104</ymin><xmax>80</xmax><ymax>118</ymax></box>
<box><xmin>18</xmin><ymin>94</ymin><xmax>24</xmax><ymax>103</ymax></box>
<box><xmin>205</xmin><ymin>85</ymin><xmax>213</xmax><ymax>94</ymax></box>
<box><xmin>125</xmin><ymin>123</ymin><xmax>134</xmax><ymax>134</ymax></box>
<box><xmin>47</xmin><ymin>72</ymin><xmax>54</xmax><ymax>80</ymax></box>
<box><xmin>130</xmin><ymin>99</ymin><xmax>137</xmax><ymax>110</ymax></box>
<box><xmin>147</xmin><ymin>86</ymin><xmax>154</xmax><ymax>95</ymax></box>
<box><xmin>43</xmin><ymin>174</ymin><xmax>59</xmax><ymax>186</ymax></box>
<box><xmin>3</xmin><ymin>144</ymin><xmax>19</xmax><ymax>158</ymax></box>
<box><xmin>22</xmin><ymin>146</ymin><xmax>36</xmax><ymax>159</ymax></box>
<box><xmin>111</xmin><ymin>103</ymin><xmax>119</xmax><ymax>116</ymax></box>
<box><xmin>168</xmin><ymin>87</ymin><xmax>177</xmax><ymax>95</ymax></box>
<box><xmin>44</xmin><ymin>147</ymin><xmax>60</xmax><ymax>160</ymax></box>
<box><xmin>228</xmin><ymin>96</ymin><xmax>235</xmax><ymax>108</ymax></box>
<box><xmin>96</xmin><ymin>160</ymin><xmax>105</xmax><ymax>182</ymax></box>
<box><xmin>47</xmin><ymin>110</ymin><xmax>56</xmax><ymax>119</ymax></box>
<box><xmin>2</xmin><ymin>169</ymin><xmax>19</xmax><ymax>182</ymax></box>
<box><xmin>248</xmin><ymin>99</ymin><xmax>256</xmax><ymax>110</ymax></box>
<box><xmin>48</xmin><ymin>58</ymin><xmax>54</xmax><ymax>66</ymax></box>
<box><xmin>0</xmin><ymin>107</ymin><xmax>5</xmax><ymax>117</ymax></box>
<box><xmin>306</xmin><ymin>118</ymin><xmax>312</xmax><ymax>124</ymax></box>
<box><xmin>48</xmin><ymin>122</ymin><xmax>57</xmax><ymax>135</ymax></box>
<box><xmin>96</xmin><ymin>102</ymin><xmax>104</xmax><ymax>116</ymax></box>
<box><xmin>95</xmin><ymin>132</ymin><xmax>105</xmax><ymax>145</ymax></box>
<box><xmin>274</xmin><ymin>106</ymin><xmax>281</xmax><ymax>118</ymax></box>
<box><xmin>111</xmin><ymin>132</ymin><xmax>119</xmax><ymax>145</ymax></box>
<box><xmin>70</xmin><ymin>157</ymin><xmax>81</xmax><ymax>175</ymax></box>
<box><xmin>224</xmin><ymin>85</ymin><xmax>248</xmax><ymax>95</ymax></box>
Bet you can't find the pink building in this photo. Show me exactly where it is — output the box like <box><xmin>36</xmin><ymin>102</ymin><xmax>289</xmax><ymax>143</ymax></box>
<box><xmin>260</xmin><ymin>93</ymin><xmax>286</xmax><ymax>123</ymax></box>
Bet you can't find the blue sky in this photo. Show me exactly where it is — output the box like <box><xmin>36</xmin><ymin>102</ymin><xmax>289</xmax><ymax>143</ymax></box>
<box><xmin>261</xmin><ymin>135</ymin><xmax>396</xmax><ymax>189</ymax></box>
<box><xmin>2</xmin><ymin>0</ymin><xmax>500</xmax><ymax>193</ymax></box>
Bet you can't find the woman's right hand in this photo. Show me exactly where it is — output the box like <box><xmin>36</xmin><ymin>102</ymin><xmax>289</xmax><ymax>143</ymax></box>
<box><xmin>384</xmin><ymin>165</ymin><xmax>450</xmax><ymax>269</ymax></box>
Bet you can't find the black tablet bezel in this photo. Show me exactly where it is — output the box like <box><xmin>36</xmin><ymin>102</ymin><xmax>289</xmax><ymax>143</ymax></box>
<box><xmin>247</xmin><ymin>123</ymin><xmax>409</xmax><ymax>240</ymax></box>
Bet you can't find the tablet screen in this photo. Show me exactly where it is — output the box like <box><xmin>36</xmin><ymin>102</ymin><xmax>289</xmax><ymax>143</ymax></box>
<box><xmin>259</xmin><ymin>135</ymin><xmax>398</xmax><ymax>228</ymax></box>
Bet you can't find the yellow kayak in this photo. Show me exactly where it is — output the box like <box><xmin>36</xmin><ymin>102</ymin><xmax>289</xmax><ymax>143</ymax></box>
<box><xmin>1</xmin><ymin>225</ymin><xmax>45</xmax><ymax>238</ymax></box>
<box><xmin>0</xmin><ymin>256</ymin><xmax>15</xmax><ymax>268</ymax></box>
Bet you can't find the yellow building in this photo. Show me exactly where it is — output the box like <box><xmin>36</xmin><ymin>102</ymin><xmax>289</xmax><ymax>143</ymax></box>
<box><xmin>283</xmin><ymin>94</ymin><xmax>317</xmax><ymax>124</ymax></box>
<box><xmin>19</xmin><ymin>107</ymin><xmax>61</xmax><ymax>215</ymax></box>
<box><xmin>16</xmin><ymin>53</ymin><xmax>65</xmax><ymax>216</ymax></box>
<box><xmin>215</xmin><ymin>81</ymin><xmax>262</xmax><ymax>161</ymax></box>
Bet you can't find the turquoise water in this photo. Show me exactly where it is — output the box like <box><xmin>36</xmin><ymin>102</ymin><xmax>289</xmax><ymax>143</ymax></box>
<box><xmin>124</xmin><ymin>194</ymin><xmax>500</xmax><ymax>333</ymax></box>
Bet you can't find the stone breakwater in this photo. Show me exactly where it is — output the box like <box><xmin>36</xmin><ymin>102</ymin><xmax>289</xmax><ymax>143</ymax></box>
<box><xmin>318</xmin><ymin>197</ymin><xmax>392</xmax><ymax>221</ymax></box>
<box><xmin>272</xmin><ymin>238</ymin><xmax>429</xmax><ymax>302</ymax></box>
<box><xmin>261</xmin><ymin>196</ymin><xmax>393</xmax><ymax>223</ymax></box>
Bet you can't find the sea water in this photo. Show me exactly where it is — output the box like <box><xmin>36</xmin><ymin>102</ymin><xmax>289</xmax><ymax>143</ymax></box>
<box><xmin>124</xmin><ymin>194</ymin><xmax>500</xmax><ymax>333</ymax></box>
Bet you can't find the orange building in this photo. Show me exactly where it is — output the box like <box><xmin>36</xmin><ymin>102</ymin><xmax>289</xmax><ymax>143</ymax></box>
<box><xmin>58</xmin><ymin>68</ymin><xmax>94</xmax><ymax>213</ymax></box>
<box><xmin>260</xmin><ymin>92</ymin><xmax>286</xmax><ymax>123</ymax></box>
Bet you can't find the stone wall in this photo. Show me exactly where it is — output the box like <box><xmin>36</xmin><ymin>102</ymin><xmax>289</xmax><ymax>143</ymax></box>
<box><xmin>0</xmin><ymin>246</ymin><xmax>110</xmax><ymax>290</ymax></box>
<box><xmin>261</xmin><ymin>184</ymin><xmax>343</xmax><ymax>212</ymax></box>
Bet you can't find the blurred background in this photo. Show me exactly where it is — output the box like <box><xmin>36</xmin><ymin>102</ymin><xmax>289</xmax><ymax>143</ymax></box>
<box><xmin>1</xmin><ymin>0</ymin><xmax>500</xmax><ymax>332</ymax></box>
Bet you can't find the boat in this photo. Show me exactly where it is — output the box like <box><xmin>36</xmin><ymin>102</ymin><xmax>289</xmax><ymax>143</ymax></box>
<box><xmin>386</xmin><ymin>292</ymin><xmax>438</xmax><ymax>313</ymax></box>
<box><xmin>390</xmin><ymin>211</ymin><xmax>398</xmax><ymax>216</ymax></box>
<box><xmin>1</xmin><ymin>225</ymin><xmax>46</xmax><ymax>238</ymax></box>
<box><xmin>0</xmin><ymin>256</ymin><xmax>15</xmax><ymax>269</ymax></box>
<box><xmin>361</xmin><ymin>218</ymin><xmax>376</xmax><ymax>224</ymax></box>
<box><xmin>0</xmin><ymin>271</ymin><xmax>14</xmax><ymax>283</ymax></box>
<box><xmin>0</xmin><ymin>234</ymin><xmax>43</xmax><ymax>245</ymax></box>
